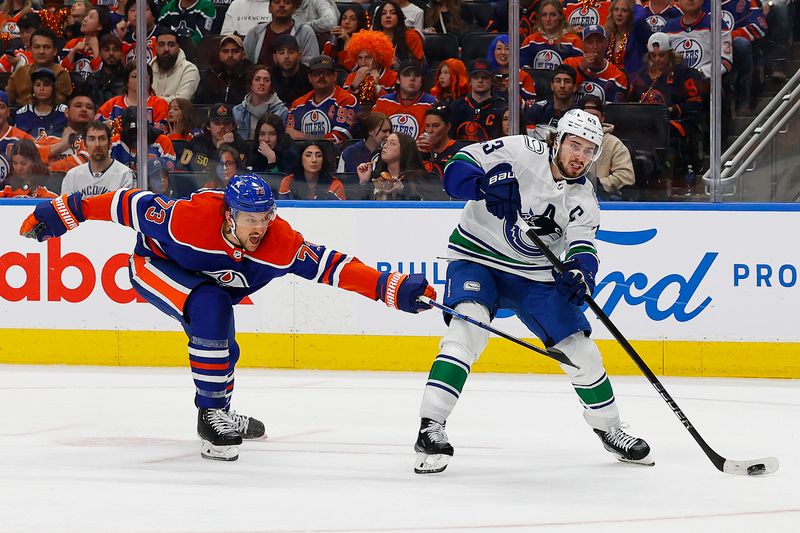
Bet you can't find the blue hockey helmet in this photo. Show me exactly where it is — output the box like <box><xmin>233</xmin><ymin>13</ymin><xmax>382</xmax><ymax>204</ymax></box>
<box><xmin>224</xmin><ymin>174</ymin><xmax>276</xmax><ymax>213</ymax></box>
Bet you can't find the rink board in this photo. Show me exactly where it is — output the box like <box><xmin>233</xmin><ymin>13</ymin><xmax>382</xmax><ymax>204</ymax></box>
<box><xmin>1</xmin><ymin>200</ymin><xmax>799</xmax><ymax>378</ymax></box>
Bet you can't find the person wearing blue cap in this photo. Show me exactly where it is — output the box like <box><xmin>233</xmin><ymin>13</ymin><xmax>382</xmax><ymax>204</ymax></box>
<box><xmin>563</xmin><ymin>24</ymin><xmax>629</xmax><ymax>104</ymax></box>
<box><xmin>0</xmin><ymin>90</ymin><xmax>36</xmax><ymax>156</ymax></box>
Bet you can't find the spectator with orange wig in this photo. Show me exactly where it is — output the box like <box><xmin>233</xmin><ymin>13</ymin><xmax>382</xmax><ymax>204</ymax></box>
<box><xmin>343</xmin><ymin>30</ymin><xmax>399</xmax><ymax>108</ymax></box>
<box><xmin>430</xmin><ymin>58</ymin><xmax>468</xmax><ymax>106</ymax></box>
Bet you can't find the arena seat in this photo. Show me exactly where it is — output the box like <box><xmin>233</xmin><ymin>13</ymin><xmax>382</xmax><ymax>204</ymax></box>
<box><xmin>462</xmin><ymin>1</ymin><xmax>494</xmax><ymax>30</ymax></box>
<box><xmin>604</xmin><ymin>103</ymin><xmax>671</xmax><ymax>195</ymax></box>
<box><xmin>423</xmin><ymin>33</ymin><xmax>459</xmax><ymax>71</ymax></box>
<box><xmin>460</xmin><ymin>32</ymin><xmax>503</xmax><ymax>64</ymax></box>
<box><xmin>525</xmin><ymin>67</ymin><xmax>554</xmax><ymax>101</ymax></box>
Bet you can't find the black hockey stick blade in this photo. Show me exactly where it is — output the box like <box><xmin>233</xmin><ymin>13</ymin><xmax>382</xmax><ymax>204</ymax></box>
<box><xmin>418</xmin><ymin>295</ymin><xmax>579</xmax><ymax>369</ymax></box>
<box><xmin>517</xmin><ymin>220</ymin><xmax>779</xmax><ymax>476</ymax></box>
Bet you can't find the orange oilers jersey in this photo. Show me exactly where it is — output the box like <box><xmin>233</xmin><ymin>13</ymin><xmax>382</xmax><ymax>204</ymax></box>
<box><xmin>36</xmin><ymin>133</ymin><xmax>89</xmax><ymax>173</ymax></box>
<box><xmin>122</xmin><ymin>36</ymin><xmax>157</xmax><ymax>66</ymax></box>
<box><xmin>0</xmin><ymin>49</ymin><xmax>32</xmax><ymax>73</ymax></box>
<box><xmin>564</xmin><ymin>56</ymin><xmax>628</xmax><ymax>103</ymax></box>
<box><xmin>563</xmin><ymin>0</ymin><xmax>611</xmax><ymax>32</ymax></box>
<box><xmin>60</xmin><ymin>38</ymin><xmax>103</xmax><ymax>75</ymax></box>
<box><xmin>0</xmin><ymin>126</ymin><xmax>34</xmax><ymax>156</ymax></box>
<box><xmin>372</xmin><ymin>92</ymin><xmax>436</xmax><ymax>140</ymax></box>
<box><xmin>81</xmin><ymin>188</ymin><xmax>384</xmax><ymax>303</ymax></box>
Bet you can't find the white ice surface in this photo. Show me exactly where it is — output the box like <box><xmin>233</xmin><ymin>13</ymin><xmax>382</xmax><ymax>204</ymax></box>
<box><xmin>1</xmin><ymin>365</ymin><xmax>798</xmax><ymax>533</ymax></box>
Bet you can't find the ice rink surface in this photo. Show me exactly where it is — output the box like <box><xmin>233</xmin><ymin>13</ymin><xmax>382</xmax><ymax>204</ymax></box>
<box><xmin>1</xmin><ymin>365</ymin><xmax>798</xmax><ymax>533</ymax></box>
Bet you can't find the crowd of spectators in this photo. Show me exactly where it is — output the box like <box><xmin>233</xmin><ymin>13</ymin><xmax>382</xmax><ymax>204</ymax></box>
<box><xmin>0</xmin><ymin>0</ymin><xmax>794</xmax><ymax>201</ymax></box>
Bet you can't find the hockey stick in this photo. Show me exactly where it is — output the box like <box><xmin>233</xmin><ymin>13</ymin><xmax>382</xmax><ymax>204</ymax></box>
<box><xmin>518</xmin><ymin>221</ymin><xmax>779</xmax><ymax>476</ymax></box>
<box><xmin>417</xmin><ymin>295</ymin><xmax>579</xmax><ymax>369</ymax></box>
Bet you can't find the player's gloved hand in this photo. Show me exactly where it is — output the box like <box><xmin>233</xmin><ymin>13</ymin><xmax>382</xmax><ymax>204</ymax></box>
<box><xmin>553</xmin><ymin>259</ymin><xmax>595</xmax><ymax>306</ymax></box>
<box><xmin>377</xmin><ymin>272</ymin><xmax>437</xmax><ymax>314</ymax></box>
<box><xmin>19</xmin><ymin>193</ymin><xmax>86</xmax><ymax>242</ymax></box>
<box><xmin>478</xmin><ymin>162</ymin><xmax>521</xmax><ymax>223</ymax></box>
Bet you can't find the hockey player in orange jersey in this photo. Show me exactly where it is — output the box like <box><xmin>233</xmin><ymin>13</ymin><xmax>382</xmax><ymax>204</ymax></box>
<box><xmin>20</xmin><ymin>174</ymin><xmax>437</xmax><ymax>461</ymax></box>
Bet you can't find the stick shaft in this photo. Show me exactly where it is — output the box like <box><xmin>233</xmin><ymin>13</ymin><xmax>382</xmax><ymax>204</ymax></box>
<box><xmin>419</xmin><ymin>296</ymin><xmax>578</xmax><ymax>368</ymax></box>
<box><xmin>521</xmin><ymin>226</ymin><xmax>728</xmax><ymax>471</ymax></box>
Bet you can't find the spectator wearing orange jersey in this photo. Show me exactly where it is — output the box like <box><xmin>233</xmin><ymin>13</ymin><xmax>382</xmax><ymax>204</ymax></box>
<box><xmin>2</xmin><ymin>138</ymin><xmax>55</xmax><ymax>198</ymax></box>
<box><xmin>343</xmin><ymin>30</ymin><xmax>398</xmax><ymax>109</ymax></box>
<box><xmin>96</xmin><ymin>63</ymin><xmax>169</xmax><ymax>130</ymax></box>
<box><xmin>372</xmin><ymin>59</ymin><xmax>435</xmax><ymax>140</ymax></box>
<box><xmin>279</xmin><ymin>141</ymin><xmax>346</xmax><ymax>200</ymax></box>
<box><xmin>36</xmin><ymin>93</ymin><xmax>95</xmax><ymax>174</ymax></box>
<box><xmin>60</xmin><ymin>5</ymin><xmax>113</xmax><ymax>79</ymax></box>
<box><xmin>371</xmin><ymin>1</ymin><xmax>424</xmax><ymax>67</ymax></box>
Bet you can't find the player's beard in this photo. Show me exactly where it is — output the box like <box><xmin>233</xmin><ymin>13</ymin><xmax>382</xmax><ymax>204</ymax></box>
<box><xmin>556</xmin><ymin>153</ymin><xmax>589</xmax><ymax>180</ymax></box>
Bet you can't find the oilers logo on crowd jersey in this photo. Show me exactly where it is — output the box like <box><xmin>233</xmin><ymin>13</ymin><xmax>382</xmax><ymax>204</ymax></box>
<box><xmin>391</xmin><ymin>114</ymin><xmax>420</xmax><ymax>139</ymax></box>
<box><xmin>579</xmin><ymin>82</ymin><xmax>605</xmax><ymax>102</ymax></box>
<box><xmin>675</xmin><ymin>38</ymin><xmax>703</xmax><ymax>71</ymax></box>
<box><xmin>569</xmin><ymin>7</ymin><xmax>601</xmax><ymax>29</ymax></box>
<box><xmin>0</xmin><ymin>155</ymin><xmax>9</xmax><ymax>183</ymax></box>
<box><xmin>299</xmin><ymin>110</ymin><xmax>332</xmax><ymax>137</ymax></box>
<box><xmin>645</xmin><ymin>15</ymin><xmax>669</xmax><ymax>33</ymax></box>
<box><xmin>445</xmin><ymin>136</ymin><xmax>600</xmax><ymax>282</ymax></box>
<box><xmin>533</xmin><ymin>50</ymin><xmax>563</xmax><ymax>70</ymax></box>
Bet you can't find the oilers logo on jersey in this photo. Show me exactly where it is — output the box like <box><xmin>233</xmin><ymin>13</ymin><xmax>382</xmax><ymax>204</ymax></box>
<box><xmin>579</xmin><ymin>82</ymin><xmax>606</xmax><ymax>102</ymax></box>
<box><xmin>203</xmin><ymin>270</ymin><xmax>250</xmax><ymax>288</ymax></box>
<box><xmin>300</xmin><ymin>110</ymin><xmax>332</xmax><ymax>136</ymax></box>
<box><xmin>569</xmin><ymin>7</ymin><xmax>601</xmax><ymax>30</ymax></box>
<box><xmin>0</xmin><ymin>155</ymin><xmax>9</xmax><ymax>183</ymax></box>
<box><xmin>721</xmin><ymin>10</ymin><xmax>735</xmax><ymax>33</ymax></box>
<box><xmin>534</xmin><ymin>50</ymin><xmax>563</xmax><ymax>70</ymax></box>
<box><xmin>391</xmin><ymin>114</ymin><xmax>421</xmax><ymax>139</ymax></box>
<box><xmin>646</xmin><ymin>15</ymin><xmax>668</xmax><ymax>33</ymax></box>
<box><xmin>675</xmin><ymin>38</ymin><xmax>704</xmax><ymax>70</ymax></box>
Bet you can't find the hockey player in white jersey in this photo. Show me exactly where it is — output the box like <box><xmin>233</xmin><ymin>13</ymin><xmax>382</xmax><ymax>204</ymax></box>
<box><xmin>414</xmin><ymin>109</ymin><xmax>653</xmax><ymax>473</ymax></box>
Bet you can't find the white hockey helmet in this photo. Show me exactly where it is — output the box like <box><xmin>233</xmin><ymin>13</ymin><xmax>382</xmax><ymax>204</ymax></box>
<box><xmin>552</xmin><ymin>109</ymin><xmax>604</xmax><ymax>171</ymax></box>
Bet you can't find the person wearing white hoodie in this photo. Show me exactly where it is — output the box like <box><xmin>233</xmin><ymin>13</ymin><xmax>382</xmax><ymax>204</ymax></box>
<box><xmin>221</xmin><ymin>0</ymin><xmax>272</xmax><ymax>37</ymax></box>
<box><xmin>232</xmin><ymin>65</ymin><xmax>288</xmax><ymax>138</ymax></box>
<box><xmin>151</xmin><ymin>26</ymin><xmax>200</xmax><ymax>102</ymax></box>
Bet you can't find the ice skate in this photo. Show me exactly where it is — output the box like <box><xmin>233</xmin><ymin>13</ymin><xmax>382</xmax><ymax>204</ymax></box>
<box><xmin>414</xmin><ymin>418</ymin><xmax>454</xmax><ymax>474</ymax></box>
<box><xmin>197</xmin><ymin>408</ymin><xmax>242</xmax><ymax>461</ymax></box>
<box><xmin>228</xmin><ymin>409</ymin><xmax>266</xmax><ymax>440</ymax></box>
<box><xmin>594</xmin><ymin>424</ymin><xmax>654</xmax><ymax>466</ymax></box>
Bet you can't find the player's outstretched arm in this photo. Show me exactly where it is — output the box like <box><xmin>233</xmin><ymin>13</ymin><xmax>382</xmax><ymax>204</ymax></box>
<box><xmin>290</xmin><ymin>241</ymin><xmax>436</xmax><ymax>314</ymax></box>
<box><xmin>19</xmin><ymin>194</ymin><xmax>86</xmax><ymax>241</ymax></box>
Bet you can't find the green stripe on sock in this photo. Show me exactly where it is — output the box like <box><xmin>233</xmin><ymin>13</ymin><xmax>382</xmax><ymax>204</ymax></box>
<box><xmin>574</xmin><ymin>376</ymin><xmax>614</xmax><ymax>407</ymax></box>
<box><xmin>428</xmin><ymin>359</ymin><xmax>470</xmax><ymax>393</ymax></box>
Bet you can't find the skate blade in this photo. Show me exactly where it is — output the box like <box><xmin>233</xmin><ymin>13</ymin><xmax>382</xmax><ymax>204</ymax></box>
<box><xmin>614</xmin><ymin>453</ymin><xmax>655</xmax><ymax>466</ymax></box>
<box><xmin>414</xmin><ymin>452</ymin><xmax>450</xmax><ymax>474</ymax></box>
<box><xmin>200</xmin><ymin>440</ymin><xmax>239</xmax><ymax>461</ymax></box>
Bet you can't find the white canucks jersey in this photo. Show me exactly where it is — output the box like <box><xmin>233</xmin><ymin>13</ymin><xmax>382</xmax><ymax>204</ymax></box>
<box><xmin>446</xmin><ymin>136</ymin><xmax>600</xmax><ymax>282</ymax></box>
<box><xmin>61</xmin><ymin>159</ymin><xmax>135</xmax><ymax>198</ymax></box>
